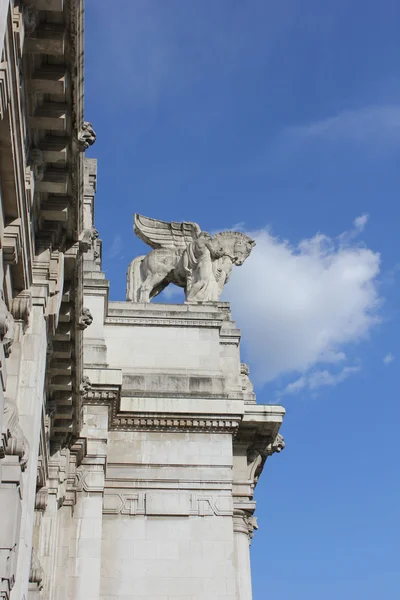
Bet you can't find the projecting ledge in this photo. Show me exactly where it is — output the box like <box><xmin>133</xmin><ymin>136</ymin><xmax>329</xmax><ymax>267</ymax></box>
<box><xmin>243</xmin><ymin>404</ymin><xmax>285</xmax><ymax>424</ymax></box>
<box><xmin>237</xmin><ymin>404</ymin><xmax>286</xmax><ymax>442</ymax></box>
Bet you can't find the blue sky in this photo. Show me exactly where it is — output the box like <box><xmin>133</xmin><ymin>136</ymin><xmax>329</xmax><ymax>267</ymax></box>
<box><xmin>85</xmin><ymin>1</ymin><xmax>399</xmax><ymax>598</ymax></box>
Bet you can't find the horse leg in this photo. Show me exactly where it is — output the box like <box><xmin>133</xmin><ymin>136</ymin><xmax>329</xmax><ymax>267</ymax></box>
<box><xmin>138</xmin><ymin>273</ymin><xmax>155</xmax><ymax>302</ymax></box>
<box><xmin>139</xmin><ymin>269</ymin><xmax>170</xmax><ymax>303</ymax></box>
<box><xmin>138</xmin><ymin>249</ymin><xmax>177</xmax><ymax>302</ymax></box>
<box><xmin>150</xmin><ymin>279</ymin><xmax>169</xmax><ymax>300</ymax></box>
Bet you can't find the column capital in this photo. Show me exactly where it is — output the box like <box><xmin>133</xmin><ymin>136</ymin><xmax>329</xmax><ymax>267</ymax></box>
<box><xmin>233</xmin><ymin>508</ymin><xmax>258</xmax><ymax>541</ymax></box>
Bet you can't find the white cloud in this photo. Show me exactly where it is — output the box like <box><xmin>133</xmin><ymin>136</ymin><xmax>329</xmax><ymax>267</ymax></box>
<box><xmin>224</xmin><ymin>220</ymin><xmax>381</xmax><ymax>387</ymax></box>
<box><xmin>282</xmin><ymin>366</ymin><xmax>361</xmax><ymax>396</ymax></box>
<box><xmin>354</xmin><ymin>214</ymin><xmax>369</xmax><ymax>231</ymax></box>
<box><xmin>383</xmin><ymin>353</ymin><xmax>394</xmax><ymax>365</ymax></box>
<box><xmin>282</xmin><ymin>105</ymin><xmax>400</xmax><ymax>153</ymax></box>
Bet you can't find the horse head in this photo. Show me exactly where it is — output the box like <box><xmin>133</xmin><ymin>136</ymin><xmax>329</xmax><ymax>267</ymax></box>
<box><xmin>211</xmin><ymin>231</ymin><xmax>255</xmax><ymax>266</ymax></box>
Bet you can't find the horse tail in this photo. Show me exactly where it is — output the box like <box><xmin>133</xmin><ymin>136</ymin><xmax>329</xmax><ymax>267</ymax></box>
<box><xmin>126</xmin><ymin>255</ymin><xmax>145</xmax><ymax>301</ymax></box>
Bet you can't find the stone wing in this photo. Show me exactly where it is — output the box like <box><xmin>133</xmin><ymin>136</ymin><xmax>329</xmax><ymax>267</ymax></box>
<box><xmin>134</xmin><ymin>214</ymin><xmax>201</xmax><ymax>250</ymax></box>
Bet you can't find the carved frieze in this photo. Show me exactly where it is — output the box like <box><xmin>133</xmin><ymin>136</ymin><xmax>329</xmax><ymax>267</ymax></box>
<box><xmin>103</xmin><ymin>491</ymin><xmax>233</xmax><ymax>517</ymax></box>
<box><xmin>112</xmin><ymin>415</ymin><xmax>240</xmax><ymax>434</ymax></box>
<box><xmin>105</xmin><ymin>316</ymin><xmax>223</xmax><ymax>328</ymax></box>
<box><xmin>84</xmin><ymin>384</ymin><xmax>240</xmax><ymax>433</ymax></box>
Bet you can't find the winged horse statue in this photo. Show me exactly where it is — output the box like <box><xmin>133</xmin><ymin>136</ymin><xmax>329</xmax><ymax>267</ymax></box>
<box><xmin>126</xmin><ymin>214</ymin><xmax>255</xmax><ymax>303</ymax></box>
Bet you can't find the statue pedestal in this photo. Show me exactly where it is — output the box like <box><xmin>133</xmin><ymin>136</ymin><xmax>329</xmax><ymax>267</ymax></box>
<box><xmin>80</xmin><ymin>301</ymin><xmax>284</xmax><ymax>599</ymax></box>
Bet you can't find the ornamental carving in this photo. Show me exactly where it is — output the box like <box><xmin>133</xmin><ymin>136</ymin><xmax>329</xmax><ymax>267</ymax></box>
<box><xmin>45</xmin><ymin>251</ymin><xmax>65</xmax><ymax>336</ymax></box>
<box><xmin>103</xmin><ymin>491</ymin><xmax>232</xmax><ymax>517</ymax></box>
<box><xmin>77</xmin><ymin>121</ymin><xmax>96</xmax><ymax>151</ymax></box>
<box><xmin>11</xmin><ymin>290</ymin><xmax>32</xmax><ymax>327</ymax></box>
<box><xmin>21</xmin><ymin>0</ymin><xmax>38</xmax><ymax>35</ymax></box>
<box><xmin>79</xmin><ymin>226</ymin><xmax>99</xmax><ymax>252</ymax></box>
<box><xmin>112</xmin><ymin>415</ymin><xmax>240</xmax><ymax>434</ymax></box>
<box><xmin>247</xmin><ymin>433</ymin><xmax>286</xmax><ymax>486</ymax></box>
<box><xmin>30</xmin><ymin>148</ymin><xmax>45</xmax><ymax>182</ymax></box>
<box><xmin>240</xmin><ymin>363</ymin><xmax>255</xmax><ymax>399</ymax></box>
<box><xmin>233</xmin><ymin>509</ymin><xmax>258</xmax><ymax>540</ymax></box>
<box><xmin>35</xmin><ymin>487</ymin><xmax>48</xmax><ymax>512</ymax></box>
<box><xmin>79</xmin><ymin>307</ymin><xmax>93</xmax><ymax>330</ymax></box>
<box><xmin>80</xmin><ymin>376</ymin><xmax>91</xmax><ymax>396</ymax></box>
<box><xmin>127</xmin><ymin>214</ymin><xmax>255</xmax><ymax>303</ymax></box>
<box><xmin>0</xmin><ymin>293</ymin><xmax>15</xmax><ymax>357</ymax></box>
<box><xmin>266</xmin><ymin>432</ymin><xmax>285</xmax><ymax>455</ymax></box>
<box><xmin>2</xmin><ymin>397</ymin><xmax>30</xmax><ymax>469</ymax></box>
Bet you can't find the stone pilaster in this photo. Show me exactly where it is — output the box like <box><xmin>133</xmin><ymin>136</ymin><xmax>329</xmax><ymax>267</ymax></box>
<box><xmin>233</xmin><ymin>509</ymin><xmax>256</xmax><ymax>600</ymax></box>
<box><xmin>66</xmin><ymin>406</ymin><xmax>108</xmax><ymax>600</ymax></box>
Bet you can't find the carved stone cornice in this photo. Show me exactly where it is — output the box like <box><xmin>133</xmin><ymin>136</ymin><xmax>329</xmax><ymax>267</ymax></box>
<box><xmin>112</xmin><ymin>415</ymin><xmax>241</xmax><ymax>434</ymax></box>
<box><xmin>105</xmin><ymin>316</ymin><xmax>224</xmax><ymax>328</ymax></box>
<box><xmin>84</xmin><ymin>385</ymin><xmax>241</xmax><ymax>434</ymax></box>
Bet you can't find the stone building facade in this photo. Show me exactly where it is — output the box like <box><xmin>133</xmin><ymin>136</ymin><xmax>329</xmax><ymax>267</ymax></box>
<box><xmin>0</xmin><ymin>1</ymin><xmax>95</xmax><ymax>598</ymax></box>
<box><xmin>0</xmin><ymin>2</ymin><xmax>285</xmax><ymax>599</ymax></box>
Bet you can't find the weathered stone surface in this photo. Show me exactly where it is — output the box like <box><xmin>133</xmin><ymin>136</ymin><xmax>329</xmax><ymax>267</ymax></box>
<box><xmin>81</xmin><ymin>285</ymin><xmax>285</xmax><ymax>599</ymax></box>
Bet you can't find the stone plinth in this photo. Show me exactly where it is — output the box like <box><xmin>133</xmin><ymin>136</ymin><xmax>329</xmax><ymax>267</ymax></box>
<box><xmin>82</xmin><ymin>301</ymin><xmax>285</xmax><ymax>600</ymax></box>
